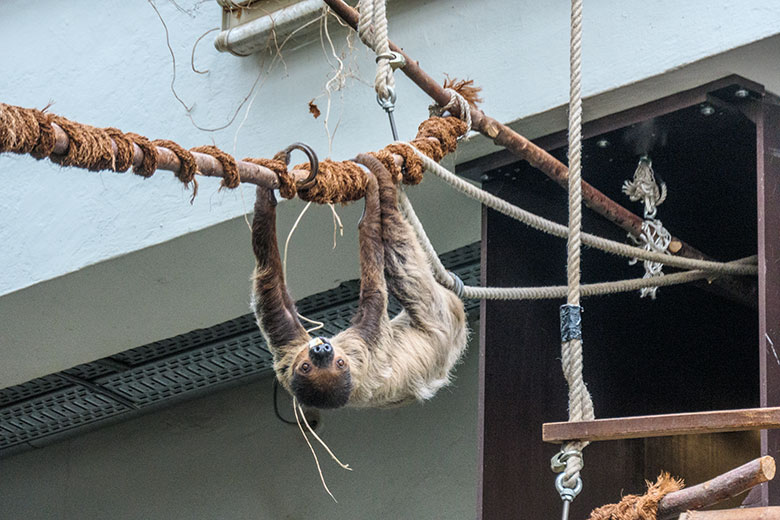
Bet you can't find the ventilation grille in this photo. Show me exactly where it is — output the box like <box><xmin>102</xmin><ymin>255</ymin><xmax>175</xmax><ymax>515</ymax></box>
<box><xmin>0</xmin><ymin>242</ymin><xmax>481</xmax><ymax>456</ymax></box>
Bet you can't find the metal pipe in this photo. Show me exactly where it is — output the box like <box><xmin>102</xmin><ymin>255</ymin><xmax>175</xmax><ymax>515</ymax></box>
<box><xmin>214</xmin><ymin>0</ymin><xmax>327</xmax><ymax>56</ymax></box>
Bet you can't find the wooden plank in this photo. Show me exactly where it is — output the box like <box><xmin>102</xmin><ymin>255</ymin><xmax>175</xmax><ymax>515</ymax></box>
<box><xmin>543</xmin><ymin>407</ymin><xmax>780</xmax><ymax>443</ymax></box>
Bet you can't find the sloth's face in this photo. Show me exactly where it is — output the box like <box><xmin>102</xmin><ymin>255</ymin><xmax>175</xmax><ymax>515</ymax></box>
<box><xmin>290</xmin><ymin>338</ymin><xmax>352</xmax><ymax>409</ymax></box>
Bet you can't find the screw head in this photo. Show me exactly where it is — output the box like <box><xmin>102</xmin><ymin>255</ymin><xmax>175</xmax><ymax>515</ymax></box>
<box><xmin>734</xmin><ymin>88</ymin><xmax>749</xmax><ymax>99</ymax></box>
<box><xmin>700</xmin><ymin>105</ymin><xmax>715</xmax><ymax>116</ymax></box>
<box><xmin>480</xmin><ymin>174</ymin><xmax>490</xmax><ymax>182</ymax></box>
<box><xmin>596</xmin><ymin>138</ymin><xmax>610</xmax><ymax>148</ymax></box>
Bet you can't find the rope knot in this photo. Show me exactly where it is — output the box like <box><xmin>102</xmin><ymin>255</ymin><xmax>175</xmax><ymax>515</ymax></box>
<box><xmin>624</xmin><ymin>156</ymin><xmax>672</xmax><ymax>299</ymax></box>
<box><xmin>429</xmin><ymin>88</ymin><xmax>472</xmax><ymax>134</ymax></box>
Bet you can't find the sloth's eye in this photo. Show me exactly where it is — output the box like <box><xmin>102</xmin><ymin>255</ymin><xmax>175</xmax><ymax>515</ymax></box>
<box><xmin>300</xmin><ymin>362</ymin><xmax>311</xmax><ymax>373</ymax></box>
<box><xmin>336</xmin><ymin>358</ymin><xmax>345</xmax><ymax>368</ymax></box>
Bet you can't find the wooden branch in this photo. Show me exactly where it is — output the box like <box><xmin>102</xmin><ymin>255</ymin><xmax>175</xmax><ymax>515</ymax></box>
<box><xmin>658</xmin><ymin>457</ymin><xmax>776</xmax><ymax>520</ymax></box>
<box><xmin>679</xmin><ymin>508</ymin><xmax>780</xmax><ymax>520</ymax></box>
<box><xmin>543</xmin><ymin>407</ymin><xmax>780</xmax><ymax>443</ymax></box>
<box><xmin>321</xmin><ymin>0</ymin><xmax>756</xmax><ymax>307</ymax></box>
<box><xmin>679</xmin><ymin>507</ymin><xmax>780</xmax><ymax>520</ymax></box>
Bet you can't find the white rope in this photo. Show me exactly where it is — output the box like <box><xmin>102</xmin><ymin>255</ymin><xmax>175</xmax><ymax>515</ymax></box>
<box><xmin>398</xmin><ymin>142</ymin><xmax>757</xmax><ymax>277</ymax></box>
<box><xmin>623</xmin><ymin>157</ymin><xmax>671</xmax><ymax>299</ymax></box>
<box><xmin>560</xmin><ymin>0</ymin><xmax>592</xmax><ymax>488</ymax></box>
<box><xmin>399</xmin><ymin>186</ymin><xmax>758</xmax><ymax>300</ymax></box>
<box><xmin>357</xmin><ymin>0</ymin><xmax>394</xmax><ymax>100</ymax></box>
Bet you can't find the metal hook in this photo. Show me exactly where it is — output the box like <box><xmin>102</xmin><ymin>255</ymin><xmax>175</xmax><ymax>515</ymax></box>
<box><xmin>283</xmin><ymin>142</ymin><xmax>319</xmax><ymax>190</ymax></box>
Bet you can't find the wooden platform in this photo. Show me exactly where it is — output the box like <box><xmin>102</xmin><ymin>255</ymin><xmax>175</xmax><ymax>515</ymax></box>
<box><xmin>543</xmin><ymin>407</ymin><xmax>780</xmax><ymax>443</ymax></box>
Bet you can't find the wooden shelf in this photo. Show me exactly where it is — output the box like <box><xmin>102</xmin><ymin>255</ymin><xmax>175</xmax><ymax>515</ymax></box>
<box><xmin>543</xmin><ymin>407</ymin><xmax>780</xmax><ymax>443</ymax></box>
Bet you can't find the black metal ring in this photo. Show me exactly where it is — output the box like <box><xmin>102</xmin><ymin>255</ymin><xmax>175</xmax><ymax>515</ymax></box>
<box><xmin>283</xmin><ymin>142</ymin><xmax>319</xmax><ymax>189</ymax></box>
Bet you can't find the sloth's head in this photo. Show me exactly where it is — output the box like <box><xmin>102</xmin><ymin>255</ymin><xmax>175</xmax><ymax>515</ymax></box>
<box><xmin>290</xmin><ymin>337</ymin><xmax>352</xmax><ymax>409</ymax></box>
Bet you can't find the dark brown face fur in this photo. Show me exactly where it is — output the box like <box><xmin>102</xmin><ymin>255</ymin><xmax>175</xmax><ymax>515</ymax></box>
<box><xmin>290</xmin><ymin>346</ymin><xmax>352</xmax><ymax>409</ymax></box>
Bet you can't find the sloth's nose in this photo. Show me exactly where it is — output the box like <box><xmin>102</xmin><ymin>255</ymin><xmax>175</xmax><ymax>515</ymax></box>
<box><xmin>309</xmin><ymin>341</ymin><xmax>333</xmax><ymax>366</ymax></box>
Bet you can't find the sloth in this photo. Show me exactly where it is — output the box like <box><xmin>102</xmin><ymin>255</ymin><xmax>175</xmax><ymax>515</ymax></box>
<box><xmin>250</xmin><ymin>153</ymin><xmax>468</xmax><ymax>409</ymax></box>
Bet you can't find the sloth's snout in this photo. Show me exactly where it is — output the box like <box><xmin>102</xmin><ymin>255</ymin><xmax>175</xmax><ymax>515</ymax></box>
<box><xmin>309</xmin><ymin>339</ymin><xmax>333</xmax><ymax>367</ymax></box>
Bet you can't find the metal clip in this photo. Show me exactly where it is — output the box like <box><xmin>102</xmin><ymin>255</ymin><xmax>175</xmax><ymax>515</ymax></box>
<box><xmin>552</xmin><ymin>450</ymin><xmax>584</xmax><ymax>520</ymax></box>
<box><xmin>550</xmin><ymin>449</ymin><xmax>581</xmax><ymax>473</ymax></box>
<box><xmin>375</xmin><ymin>51</ymin><xmax>406</xmax><ymax>70</ymax></box>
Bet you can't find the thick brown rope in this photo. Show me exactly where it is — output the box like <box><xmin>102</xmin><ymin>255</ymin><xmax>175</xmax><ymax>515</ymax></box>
<box><xmin>0</xmin><ymin>102</ymin><xmax>467</xmax><ymax>203</ymax></box>
<box><xmin>153</xmin><ymin>139</ymin><xmax>198</xmax><ymax>197</ymax></box>
<box><xmin>296</xmin><ymin>159</ymin><xmax>369</xmax><ymax>204</ymax></box>
<box><xmin>588</xmin><ymin>474</ymin><xmax>683</xmax><ymax>520</ymax></box>
<box><xmin>190</xmin><ymin>145</ymin><xmax>239</xmax><ymax>189</ymax></box>
<box><xmin>126</xmin><ymin>133</ymin><xmax>158</xmax><ymax>177</ymax></box>
<box><xmin>49</xmin><ymin>115</ymin><xmax>114</xmax><ymax>171</ymax></box>
<box><xmin>104</xmin><ymin>128</ymin><xmax>134</xmax><ymax>172</ymax></box>
<box><xmin>30</xmin><ymin>110</ymin><xmax>56</xmax><ymax>159</ymax></box>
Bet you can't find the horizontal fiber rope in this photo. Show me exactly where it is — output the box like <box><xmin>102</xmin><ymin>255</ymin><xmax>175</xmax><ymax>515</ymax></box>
<box><xmin>399</xmin><ymin>142</ymin><xmax>757</xmax><ymax>277</ymax></box>
<box><xmin>399</xmin><ymin>189</ymin><xmax>756</xmax><ymax>300</ymax></box>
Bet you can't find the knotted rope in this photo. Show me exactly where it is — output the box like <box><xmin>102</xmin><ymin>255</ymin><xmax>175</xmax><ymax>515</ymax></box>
<box><xmin>357</xmin><ymin>0</ymin><xmax>394</xmax><ymax>100</ymax></box>
<box><xmin>623</xmin><ymin>157</ymin><xmax>671</xmax><ymax>299</ymax></box>
<box><xmin>429</xmin><ymin>88</ymin><xmax>472</xmax><ymax>134</ymax></box>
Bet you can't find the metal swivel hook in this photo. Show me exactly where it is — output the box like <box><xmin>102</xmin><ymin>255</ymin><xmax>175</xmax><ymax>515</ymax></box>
<box><xmin>376</xmin><ymin>86</ymin><xmax>399</xmax><ymax>141</ymax></box>
<box><xmin>283</xmin><ymin>142</ymin><xmax>319</xmax><ymax>190</ymax></box>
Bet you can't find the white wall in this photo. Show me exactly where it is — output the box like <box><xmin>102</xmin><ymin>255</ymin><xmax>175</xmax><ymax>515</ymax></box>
<box><xmin>0</xmin><ymin>328</ymin><xmax>480</xmax><ymax>520</ymax></box>
<box><xmin>1</xmin><ymin>0</ymin><xmax>779</xmax><ymax>296</ymax></box>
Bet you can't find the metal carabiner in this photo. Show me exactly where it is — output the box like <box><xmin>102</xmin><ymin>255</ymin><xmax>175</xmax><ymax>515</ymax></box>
<box><xmin>283</xmin><ymin>142</ymin><xmax>319</xmax><ymax>190</ymax></box>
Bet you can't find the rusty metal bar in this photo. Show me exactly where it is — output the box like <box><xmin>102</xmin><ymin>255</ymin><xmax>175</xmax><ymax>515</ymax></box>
<box><xmin>322</xmin><ymin>0</ymin><xmax>756</xmax><ymax>306</ymax></box>
<box><xmin>543</xmin><ymin>407</ymin><xmax>780</xmax><ymax>443</ymax></box>
<box><xmin>658</xmin><ymin>457</ymin><xmax>777</xmax><ymax>520</ymax></box>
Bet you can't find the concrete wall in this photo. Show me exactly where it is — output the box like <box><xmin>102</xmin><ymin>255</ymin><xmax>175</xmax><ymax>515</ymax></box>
<box><xmin>0</xmin><ymin>329</ymin><xmax>480</xmax><ymax>520</ymax></box>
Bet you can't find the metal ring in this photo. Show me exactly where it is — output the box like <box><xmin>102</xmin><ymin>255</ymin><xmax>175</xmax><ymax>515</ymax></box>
<box><xmin>376</xmin><ymin>85</ymin><xmax>397</xmax><ymax>110</ymax></box>
<box><xmin>283</xmin><ymin>142</ymin><xmax>319</xmax><ymax>189</ymax></box>
<box><xmin>555</xmin><ymin>472</ymin><xmax>583</xmax><ymax>500</ymax></box>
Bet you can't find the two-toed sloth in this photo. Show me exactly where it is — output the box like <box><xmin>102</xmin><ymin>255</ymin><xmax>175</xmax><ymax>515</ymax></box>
<box><xmin>250</xmin><ymin>153</ymin><xmax>468</xmax><ymax>409</ymax></box>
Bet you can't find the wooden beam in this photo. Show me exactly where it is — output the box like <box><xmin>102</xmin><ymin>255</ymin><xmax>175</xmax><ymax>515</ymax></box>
<box><xmin>543</xmin><ymin>407</ymin><xmax>780</xmax><ymax>443</ymax></box>
<box><xmin>658</xmin><ymin>457</ymin><xmax>776</xmax><ymax>520</ymax></box>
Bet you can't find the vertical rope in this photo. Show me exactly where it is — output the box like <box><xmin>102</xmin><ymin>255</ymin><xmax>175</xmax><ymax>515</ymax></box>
<box><xmin>357</xmin><ymin>0</ymin><xmax>395</xmax><ymax>100</ymax></box>
<box><xmin>560</xmin><ymin>0</ymin><xmax>595</xmax><ymax>489</ymax></box>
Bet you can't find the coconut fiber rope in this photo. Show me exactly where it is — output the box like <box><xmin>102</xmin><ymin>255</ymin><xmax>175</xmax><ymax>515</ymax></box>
<box><xmin>0</xmin><ymin>102</ymin><xmax>465</xmax><ymax>204</ymax></box>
